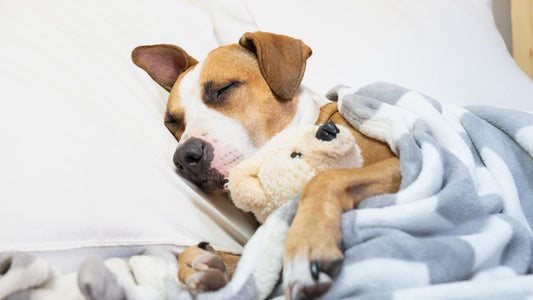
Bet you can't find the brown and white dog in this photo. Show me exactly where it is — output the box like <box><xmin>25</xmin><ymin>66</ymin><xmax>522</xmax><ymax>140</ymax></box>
<box><xmin>132</xmin><ymin>32</ymin><xmax>401</xmax><ymax>299</ymax></box>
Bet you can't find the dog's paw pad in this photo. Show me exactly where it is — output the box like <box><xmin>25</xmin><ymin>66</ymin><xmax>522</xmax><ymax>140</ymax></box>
<box><xmin>186</xmin><ymin>268</ymin><xmax>228</xmax><ymax>295</ymax></box>
<box><xmin>191</xmin><ymin>252</ymin><xmax>226</xmax><ymax>273</ymax></box>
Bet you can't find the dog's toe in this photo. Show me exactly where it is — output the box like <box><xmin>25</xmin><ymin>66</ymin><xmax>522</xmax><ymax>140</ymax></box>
<box><xmin>192</xmin><ymin>252</ymin><xmax>226</xmax><ymax>273</ymax></box>
<box><xmin>186</xmin><ymin>268</ymin><xmax>228</xmax><ymax>295</ymax></box>
<box><xmin>311</xmin><ymin>259</ymin><xmax>343</xmax><ymax>281</ymax></box>
<box><xmin>283</xmin><ymin>255</ymin><xmax>342</xmax><ymax>299</ymax></box>
<box><xmin>186</xmin><ymin>252</ymin><xmax>228</xmax><ymax>295</ymax></box>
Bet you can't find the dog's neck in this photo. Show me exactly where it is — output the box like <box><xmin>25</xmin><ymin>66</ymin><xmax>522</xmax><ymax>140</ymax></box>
<box><xmin>287</xmin><ymin>86</ymin><xmax>330</xmax><ymax>128</ymax></box>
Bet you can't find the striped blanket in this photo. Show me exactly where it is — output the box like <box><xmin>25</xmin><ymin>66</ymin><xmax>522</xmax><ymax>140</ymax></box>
<box><xmin>2</xmin><ymin>82</ymin><xmax>533</xmax><ymax>299</ymax></box>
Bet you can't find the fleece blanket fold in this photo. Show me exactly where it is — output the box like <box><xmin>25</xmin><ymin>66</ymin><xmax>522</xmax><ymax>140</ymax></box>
<box><xmin>2</xmin><ymin>82</ymin><xmax>533</xmax><ymax>299</ymax></box>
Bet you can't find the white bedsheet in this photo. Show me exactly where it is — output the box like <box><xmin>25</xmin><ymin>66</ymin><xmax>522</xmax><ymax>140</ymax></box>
<box><xmin>0</xmin><ymin>0</ymin><xmax>257</xmax><ymax>271</ymax></box>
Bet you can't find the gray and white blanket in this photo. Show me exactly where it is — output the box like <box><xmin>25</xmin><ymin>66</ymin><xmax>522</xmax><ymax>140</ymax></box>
<box><xmin>2</xmin><ymin>82</ymin><xmax>533</xmax><ymax>299</ymax></box>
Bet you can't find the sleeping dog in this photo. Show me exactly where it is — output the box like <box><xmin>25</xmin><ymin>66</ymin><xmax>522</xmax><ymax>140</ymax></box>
<box><xmin>132</xmin><ymin>32</ymin><xmax>401</xmax><ymax>299</ymax></box>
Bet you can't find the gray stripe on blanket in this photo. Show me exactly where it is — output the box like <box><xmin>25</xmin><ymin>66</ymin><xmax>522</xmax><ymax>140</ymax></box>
<box><xmin>326</xmin><ymin>84</ymin><xmax>350</xmax><ymax>102</ymax></box>
<box><xmin>394</xmin><ymin>134</ymin><xmax>423</xmax><ymax>188</ymax></box>
<box><xmin>356</xmin><ymin>82</ymin><xmax>442</xmax><ymax>113</ymax></box>
<box><xmin>355</xmin><ymin>82</ymin><xmax>410</xmax><ymax>105</ymax></box>
<box><xmin>340</xmin><ymin>94</ymin><xmax>382</xmax><ymax>128</ymax></box>
<box><xmin>325</xmin><ymin>231</ymin><xmax>475</xmax><ymax>298</ymax></box>
<box><xmin>498</xmin><ymin>215</ymin><xmax>532</xmax><ymax>273</ymax></box>
<box><xmin>390</xmin><ymin>117</ymin><xmax>499</xmax><ymax>225</ymax></box>
<box><xmin>467</xmin><ymin>106</ymin><xmax>533</xmax><ymax>136</ymax></box>
<box><xmin>461</xmin><ymin>112</ymin><xmax>533</xmax><ymax>231</ymax></box>
<box><xmin>435</xmin><ymin>150</ymin><xmax>503</xmax><ymax>225</ymax></box>
<box><xmin>326</xmin><ymin>82</ymin><xmax>413</xmax><ymax>105</ymax></box>
<box><xmin>340</xmin><ymin>228</ymin><xmax>475</xmax><ymax>281</ymax></box>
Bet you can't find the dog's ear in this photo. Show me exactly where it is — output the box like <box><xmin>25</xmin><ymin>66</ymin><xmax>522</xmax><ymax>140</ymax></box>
<box><xmin>131</xmin><ymin>45</ymin><xmax>198</xmax><ymax>92</ymax></box>
<box><xmin>239</xmin><ymin>32</ymin><xmax>312</xmax><ymax>101</ymax></box>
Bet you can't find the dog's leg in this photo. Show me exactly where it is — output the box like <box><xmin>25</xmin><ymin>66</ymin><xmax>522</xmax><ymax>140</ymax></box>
<box><xmin>177</xmin><ymin>242</ymin><xmax>240</xmax><ymax>295</ymax></box>
<box><xmin>283</xmin><ymin>157</ymin><xmax>401</xmax><ymax>299</ymax></box>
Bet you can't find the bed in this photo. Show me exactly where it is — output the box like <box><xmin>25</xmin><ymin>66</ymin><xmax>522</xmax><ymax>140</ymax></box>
<box><xmin>1</xmin><ymin>0</ymin><xmax>533</xmax><ymax>299</ymax></box>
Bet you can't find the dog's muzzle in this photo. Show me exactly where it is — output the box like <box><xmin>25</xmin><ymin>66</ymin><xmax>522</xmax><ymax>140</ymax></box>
<box><xmin>173</xmin><ymin>138</ymin><xmax>227</xmax><ymax>193</ymax></box>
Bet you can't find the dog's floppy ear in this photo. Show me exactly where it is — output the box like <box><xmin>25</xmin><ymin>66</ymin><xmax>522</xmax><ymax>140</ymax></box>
<box><xmin>239</xmin><ymin>32</ymin><xmax>312</xmax><ymax>101</ymax></box>
<box><xmin>131</xmin><ymin>44</ymin><xmax>198</xmax><ymax>92</ymax></box>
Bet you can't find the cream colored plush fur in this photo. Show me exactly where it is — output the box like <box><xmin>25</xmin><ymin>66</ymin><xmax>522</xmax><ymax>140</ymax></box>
<box><xmin>228</xmin><ymin>124</ymin><xmax>363</xmax><ymax>223</ymax></box>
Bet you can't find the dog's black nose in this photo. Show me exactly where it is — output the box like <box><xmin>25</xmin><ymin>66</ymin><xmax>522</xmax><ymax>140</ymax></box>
<box><xmin>173</xmin><ymin>138</ymin><xmax>226</xmax><ymax>193</ymax></box>
<box><xmin>175</xmin><ymin>139</ymin><xmax>204</xmax><ymax>167</ymax></box>
<box><xmin>173</xmin><ymin>138</ymin><xmax>210</xmax><ymax>176</ymax></box>
<box><xmin>316</xmin><ymin>120</ymin><xmax>339</xmax><ymax>141</ymax></box>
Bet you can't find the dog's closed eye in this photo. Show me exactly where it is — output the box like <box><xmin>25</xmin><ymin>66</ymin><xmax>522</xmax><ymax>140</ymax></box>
<box><xmin>217</xmin><ymin>81</ymin><xmax>239</xmax><ymax>97</ymax></box>
<box><xmin>164</xmin><ymin>111</ymin><xmax>185</xmax><ymax>140</ymax></box>
<box><xmin>165</xmin><ymin>111</ymin><xmax>177</xmax><ymax>125</ymax></box>
<box><xmin>203</xmin><ymin>80</ymin><xmax>242</xmax><ymax>105</ymax></box>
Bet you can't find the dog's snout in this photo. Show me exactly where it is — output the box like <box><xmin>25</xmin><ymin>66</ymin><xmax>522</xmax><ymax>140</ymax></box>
<box><xmin>174</xmin><ymin>138</ymin><xmax>207</xmax><ymax>171</ymax></box>
<box><xmin>173</xmin><ymin>138</ymin><xmax>226</xmax><ymax>193</ymax></box>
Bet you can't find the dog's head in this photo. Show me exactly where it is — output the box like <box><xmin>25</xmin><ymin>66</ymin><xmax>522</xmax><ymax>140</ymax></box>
<box><xmin>132</xmin><ymin>32</ymin><xmax>313</xmax><ymax>193</ymax></box>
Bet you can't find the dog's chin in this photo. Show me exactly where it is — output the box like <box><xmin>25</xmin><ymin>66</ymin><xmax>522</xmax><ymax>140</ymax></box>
<box><xmin>175</xmin><ymin>163</ymin><xmax>229</xmax><ymax>194</ymax></box>
<box><xmin>200</xmin><ymin>180</ymin><xmax>229</xmax><ymax>194</ymax></box>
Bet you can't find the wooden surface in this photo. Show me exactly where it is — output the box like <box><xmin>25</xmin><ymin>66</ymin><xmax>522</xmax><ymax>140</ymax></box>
<box><xmin>512</xmin><ymin>0</ymin><xmax>533</xmax><ymax>79</ymax></box>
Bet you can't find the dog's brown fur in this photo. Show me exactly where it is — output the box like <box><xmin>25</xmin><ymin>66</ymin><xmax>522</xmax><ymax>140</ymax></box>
<box><xmin>173</xmin><ymin>102</ymin><xmax>401</xmax><ymax>297</ymax></box>
<box><xmin>285</xmin><ymin>102</ymin><xmax>400</xmax><ymax>278</ymax></box>
<box><xmin>132</xmin><ymin>32</ymin><xmax>401</xmax><ymax>299</ymax></box>
<box><xmin>199</xmin><ymin>44</ymin><xmax>301</xmax><ymax>146</ymax></box>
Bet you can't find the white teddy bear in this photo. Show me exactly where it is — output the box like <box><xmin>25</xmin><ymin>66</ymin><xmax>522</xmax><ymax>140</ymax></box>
<box><xmin>228</xmin><ymin>121</ymin><xmax>364</xmax><ymax>223</ymax></box>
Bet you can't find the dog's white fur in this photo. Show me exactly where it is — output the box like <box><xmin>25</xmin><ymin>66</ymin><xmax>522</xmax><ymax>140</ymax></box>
<box><xmin>177</xmin><ymin>61</ymin><xmax>257</xmax><ymax>178</ymax></box>
<box><xmin>177</xmin><ymin>59</ymin><xmax>329</xmax><ymax>180</ymax></box>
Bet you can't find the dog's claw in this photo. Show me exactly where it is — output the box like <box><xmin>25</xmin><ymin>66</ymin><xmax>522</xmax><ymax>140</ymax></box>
<box><xmin>310</xmin><ymin>261</ymin><xmax>319</xmax><ymax>280</ymax></box>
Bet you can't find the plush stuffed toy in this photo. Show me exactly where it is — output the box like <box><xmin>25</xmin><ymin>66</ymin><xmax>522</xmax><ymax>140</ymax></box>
<box><xmin>228</xmin><ymin>121</ymin><xmax>364</xmax><ymax>223</ymax></box>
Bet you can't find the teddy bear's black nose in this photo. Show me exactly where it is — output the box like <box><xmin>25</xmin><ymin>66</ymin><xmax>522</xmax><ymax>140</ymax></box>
<box><xmin>316</xmin><ymin>120</ymin><xmax>339</xmax><ymax>141</ymax></box>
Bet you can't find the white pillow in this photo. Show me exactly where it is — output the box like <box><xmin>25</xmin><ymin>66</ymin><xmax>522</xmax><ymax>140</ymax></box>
<box><xmin>0</xmin><ymin>0</ymin><xmax>257</xmax><ymax>271</ymax></box>
<box><xmin>206</xmin><ymin>0</ymin><xmax>533</xmax><ymax>110</ymax></box>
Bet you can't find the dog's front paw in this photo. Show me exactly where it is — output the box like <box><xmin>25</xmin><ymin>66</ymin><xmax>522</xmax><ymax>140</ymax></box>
<box><xmin>185</xmin><ymin>268</ymin><xmax>228</xmax><ymax>295</ymax></box>
<box><xmin>283</xmin><ymin>218</ymin><xmax>344</xmax><ymax>299</ymax></box>
<box><xmin>178</xmin><ymin>242</ymin><xmax>229</xmax><ymax>295</ymax></box>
